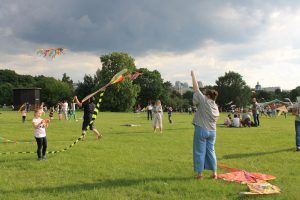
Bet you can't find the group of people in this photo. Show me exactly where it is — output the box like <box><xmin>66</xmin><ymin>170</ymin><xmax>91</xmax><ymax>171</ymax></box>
<box><xmin>31</xmin><ymin>95</ymin><xmax>103</xmax><ymax>160</ymax></box>
<box><xmin>223</xmin><ymin>98</ymin><xmax>261</xmax><ymax>128</ymax></box>
<box><xmin>24</xmin><ymin>70</ymin><xmax>300</xmax><ymax>183</ymax></box>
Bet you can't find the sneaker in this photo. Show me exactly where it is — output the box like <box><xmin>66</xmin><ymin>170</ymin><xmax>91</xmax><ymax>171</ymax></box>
<box><xmin>297</xmin><ymin>147</ymin><xmax>300</xmax><ymax>151</ymax></box>
<box><xmin>38</xmin><ymin>158</ymin><xmax>42</xmax><ymax>161</ymax></box>
<box><xmin>42</xmin><ymin>156</ymin><xmax>47</xmax><ymax>160</ymax></box>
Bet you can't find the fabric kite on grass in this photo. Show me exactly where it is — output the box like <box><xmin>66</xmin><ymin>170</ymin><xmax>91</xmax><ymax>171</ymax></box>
<box><xmin>217</xmin><ymin>163</ymin><xmax>281</xmax><ymax>195</ymax></box>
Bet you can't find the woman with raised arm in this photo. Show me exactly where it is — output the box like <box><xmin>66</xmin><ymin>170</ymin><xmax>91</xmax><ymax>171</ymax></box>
<box><xmin>191</xmin><ymin>71</ymin><xmax>220</xmax><ymax>179</ymax></box>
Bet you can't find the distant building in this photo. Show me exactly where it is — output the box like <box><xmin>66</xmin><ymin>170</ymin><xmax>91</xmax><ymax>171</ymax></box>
<box><xmin>263</xmin><ymin>87</ymin><xmax>281</xmax><ymax>92</ymax></box>
<box><xmin>13</xmin><ymin>88</ymin><xmax>41</xmax><ymax>110</ymax></box>
<box><xmin>174</xmin><ymin>81</ymin><xmax>193</xmax><ymax>95</ymax></box>
<box><xmin>255</xmin><ymin>81</ymin><xmax>281</xmax><ymax>92</ymax></box>
<box><xmin>72</xmin><ymin>83</ymin><xmax>78</xmax><ymax>90</ymax></box>
<box><xmin>198</xmin><ymin>81</ymin><xmax>204</xmax><ymax>88</ymax></box>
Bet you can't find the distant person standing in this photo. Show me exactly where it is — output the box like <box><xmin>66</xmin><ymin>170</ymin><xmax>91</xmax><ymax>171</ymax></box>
<box><xmin>251</xmin><ymin>98</ymin><xmax>260</xmax><ymax>127</ymax></box>
<box><xmin>152</xmin><ymin>100</ymin><xmax>163</xmax><ymax>133</ymax></box>
<box><xmin>49</xmin><ymin>107</ymin><xmax>54</xmax><ymax>120</ymax></box>
<box><xmin>191</xmin><ymin>70</ymin><xmax>219</xmax><ymax>180</ymax></box>
<box><xmin>292</xmin><ymin>99</ymin><xmax>300</xmax><ymax>151</ymax></box>
<box><xmin>57</xmin><ymin>102</ymin><xmax>63</xmax><ymax>120</ymax></box>
<box><xmin>69</xmin><ymin>101</ymin><xmax>77</xmax><ymax>120</ymax></box>
<box><xmin>188</xmin><ymin>106</ymin><xmax>192</xmax><ymax>115</ymax></box>
<box><xmin>146</xmin><ymin>102</ymin><xmax>153</xmax><ymax>120</ymax></box>
<box><xmin>62</xmin><ymin>100</ymin><xmax>69</xmax><ymax>120</ymax></box>
<box><xmin>167</xmin><ymin>106</ymin><xmax>173</xmax><ymax>124</ymax></box>
<box><xmin>21</xmin><ymin>108</ymin><xmax>27</xmax><ymax>123</ymax></box>
<box><xmin>26</xmin><ymin>102</ymin><xmax>30</xmax><ymax>112</ymax></box>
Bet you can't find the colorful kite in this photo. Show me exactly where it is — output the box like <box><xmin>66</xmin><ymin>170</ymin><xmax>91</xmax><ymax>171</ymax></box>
<box><xmin>81</xmin><ymin>69</ymin><xmax>128</xmax><ymax>103</ymax></box>
<box><xmin>217</xmin><ymin>163</ymin><xmax>280</xmax><ymax>195</ymax></box>
<box><xmin>81</xmin><ymin>69</ymin><xmax>143</xmax><ymax>103</ymax></box>
<box><xmin>36</xmin><ymin>48</ymin><xmax>66</xmax><ymax>59</ymax></box>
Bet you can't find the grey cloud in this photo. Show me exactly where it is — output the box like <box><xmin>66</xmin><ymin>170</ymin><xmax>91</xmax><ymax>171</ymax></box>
<box><xmin>2</xmin><ymin>0</ymin><xmax>298</xmax><ymax>55</ymax></box>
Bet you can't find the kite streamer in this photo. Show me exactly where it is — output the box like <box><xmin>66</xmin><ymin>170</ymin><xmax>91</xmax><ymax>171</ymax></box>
<box><xmin>0</xmin><ymin>92</ymin><xmax>105</xmax><ymax>155</ymax></box>
<box><xmin>0</xmin><ymin>136</ymin><xmax>34</xmax><ymax>144</ymax></box>
<box><xmin>126</xmin><ymin>71</ymin><xmax>143</xmax><ymax>80</ymax></box>
<box><xmin>36</xmin><ymin>48</ymin><xmax>66</xmax><ymax>59</ymax></box>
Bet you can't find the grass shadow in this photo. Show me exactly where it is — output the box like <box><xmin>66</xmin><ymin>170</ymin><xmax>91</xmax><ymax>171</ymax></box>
<box><xmin>1</xmin><ymin>176</ymin><xmax>192</xmax><ymax>195</ymax></box>
<box><xmin>221</xmin><ymin>148</ymin><xmax>294</xmax><ymax>160</ymax></box>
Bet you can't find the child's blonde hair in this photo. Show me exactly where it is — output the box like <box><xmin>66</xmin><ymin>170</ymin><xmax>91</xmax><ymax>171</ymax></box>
<box><xmin>34</xmin><ymin>109</ymin><xmax>43</xmax><ymax>115</ymax></box>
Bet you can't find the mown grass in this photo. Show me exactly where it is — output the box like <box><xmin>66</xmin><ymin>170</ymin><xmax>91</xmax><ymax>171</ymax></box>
<box><xmin>0</xmin><ymin>110</ymin><xmax>299</xmax><ymax>200</ymax></box>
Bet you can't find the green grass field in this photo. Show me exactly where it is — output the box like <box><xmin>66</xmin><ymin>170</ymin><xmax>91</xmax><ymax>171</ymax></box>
<box><xmin>0</xmin><ymin>110</ymin><xmax>299</xmax><ymax>200</ymax></box>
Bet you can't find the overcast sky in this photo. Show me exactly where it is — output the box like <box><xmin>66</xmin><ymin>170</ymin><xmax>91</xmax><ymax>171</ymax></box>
<box><xmin>0</xmin><ymin>0</ymin><xmax>300</xmax><ymax>89</ymax></box>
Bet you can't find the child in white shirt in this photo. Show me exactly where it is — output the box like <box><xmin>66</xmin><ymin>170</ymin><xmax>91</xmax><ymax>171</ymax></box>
<box><xmin>32</xmin><ymin>109</ymin><xmax>49</xmax><ymax>160</ymax></box>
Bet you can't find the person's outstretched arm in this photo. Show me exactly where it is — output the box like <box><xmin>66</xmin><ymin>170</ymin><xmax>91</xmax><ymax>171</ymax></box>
<box><xmin>191</xmin><ymin>71</ymin><xmax>199</xmax><ymax>92</ymax></box>
<box><xmin>74</xmin><ymin>96</ymin><xmax>82</xmax><ymax>108</ymax></box>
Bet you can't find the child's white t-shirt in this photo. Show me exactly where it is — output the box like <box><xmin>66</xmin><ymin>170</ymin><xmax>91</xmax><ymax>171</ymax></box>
<box><xmin>22</xmin><ymin>110</ymin><xmax>27</xmax><ymax>116</ymax></box>
<box><xmin>232</xmin><ymin>117</ymin><xmax>240</xmax><ymax>127</ymax></box>
<box><xmin>32</xmin><ymin>118</ymin><xmax>46</xmax><ymax>138</ymax></box>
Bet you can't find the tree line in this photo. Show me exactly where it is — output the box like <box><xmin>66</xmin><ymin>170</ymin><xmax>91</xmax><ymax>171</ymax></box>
<box><xmin>1</xmin><ymin>52</ymin><xmax>300</xmax><ymax>111</ymax></box>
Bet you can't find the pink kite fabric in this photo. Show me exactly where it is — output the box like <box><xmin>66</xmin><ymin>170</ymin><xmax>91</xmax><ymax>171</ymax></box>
<box><xmin>217</xmin><ymin>163</ymin><xmax>280</xmax><ymax>195</ymax></box>
<box><xmin>217</xmin><ymin>170</ymin><xmax>276</xmax><ymax>184</ymax></box>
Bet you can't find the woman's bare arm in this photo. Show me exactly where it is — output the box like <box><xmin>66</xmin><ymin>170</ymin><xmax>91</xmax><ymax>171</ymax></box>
<box><xmin>191</xmin><ymin>71</ymin><xmax>199</xmax><ymax>92</ymax></box>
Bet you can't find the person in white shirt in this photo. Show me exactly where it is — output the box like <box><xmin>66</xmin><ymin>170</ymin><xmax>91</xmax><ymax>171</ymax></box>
<box><xmin>21</xmin><ymin>109</ymin><xmax>27</xmax><ymax>123</ymax></box>
<box><xmin>232</xmin><ymin>114</ymin><xmax>240</xmax><ymax>128</ymax></box>
<box><xmin>62</xmin><ymin>100</ymin><xmax>69</xmax><ymax>120</ymax></box>
<box><xmin>32</xmin><ymin>109</ymin><xmax>49</xmax><ymax>160</ymax></box>
<box><xmin>191</xmin><ymin>71</ymin><xmax>219</xmax><ymax>180</ymax></box>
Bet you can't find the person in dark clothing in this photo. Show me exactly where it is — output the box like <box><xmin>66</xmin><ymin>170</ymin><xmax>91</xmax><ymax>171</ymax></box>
<box><xmin>146</xmin><ymin>102</ymin><xmax>153</xmax><ymax>120</ymax></box>
<box><xmin>167</xmin><ymin>106</ymin><xmax>173</xmax><ymax>123</ymax></box>
<box><xmin>74</xmin><ymin>96</ymin><xmax>102</xmax><ymax>140</ymax></box>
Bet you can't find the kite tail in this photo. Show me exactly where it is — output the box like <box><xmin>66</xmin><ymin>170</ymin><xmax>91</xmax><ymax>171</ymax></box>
<box><xmin>90</xmin><ymin>91</ymin><xmax>105</xmax><ymax>125</ymax></box>
<box><xmin>0</xmin><ymin>92</ymin><xmax>105</xmax><ymax>156</ymax></box>
<box><xmin>218</xmin><ymin>163</ymin><xmax>241</xmax><ymax>172</ymax></box>
<box><xmin>0</xmin><ymin>136</ymin><xmax>35</xmax><ymax>144</ymax></box>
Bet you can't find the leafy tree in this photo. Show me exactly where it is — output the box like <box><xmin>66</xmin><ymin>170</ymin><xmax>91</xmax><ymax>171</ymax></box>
<box><xmin>160</xmin><ymin>81</ymin><xmax>174</xmax><ymax>106</ymax></box>
<box><xmin>215</xmin><ymin>71</ymin><xmax>251</xmax><ymax>107</ymax></box>
<box><xmin>182</xmin><ymin>90</ymin><xmax>193</xmax><ymax>106</ymax></box>
<box><xmin>35</xmin><ymin>76</ymin><xmax>73</xmax><ymax>106</ymax></box>
<box><xmin>290</xmin><ymin>86</ymin><xmax>300</xmax><ymax>102</ymax></box>
<box><xmin>62</xmin><ymin>73</ymin><xmax>74</xmax><ymax>91</ymax></box>
<box><xmin>75</xmin><ymin>74</ymin><xmax>96</xmax><ymax>101</ymax></box>
<box><xmin>134</xmin><ymin>68</ymin><xmax>165</xmax><ymax>107</ymax></box>
<box><xmin>256</xmin><ymin>90</ymin><xmax>275</xmax><ymax>102</ymax></box>
<box><xmin>95</xmin><ymin>52</ymin><xmax>140</xmax><ymax>111</ymax></box>
<box><xmin>0</xmin><ymin>83</ymin><xmax>13</xmax><ymax>105</ymax></box>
